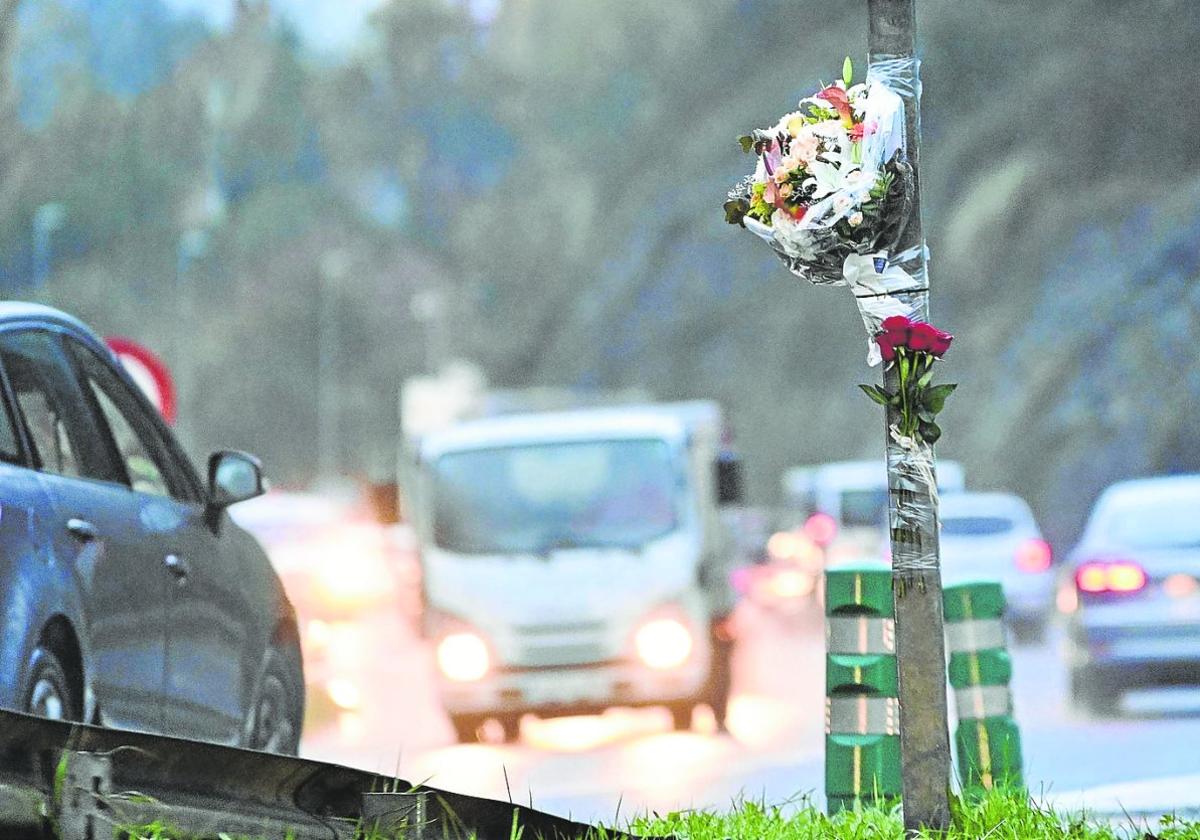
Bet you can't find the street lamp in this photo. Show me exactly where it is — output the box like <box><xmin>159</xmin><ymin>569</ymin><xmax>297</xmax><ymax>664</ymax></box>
<box><xmin>409</xmin><ymin>288</ymin><xmax>448</xmax><ymax>375</ymax></box>
<box><xmin>174</xmin><ymin>228</ymin><xmax>210</xmax><ymax>451</ymax></box>
<box><xmin>318</xmin><ymin>249</ymin><xmax>351</xmax><ymax>482</ymax></box>
<box><xmin>33</xmin><ymin>202</ymin><xmax>66</xmax><ymax>289</ymax></box>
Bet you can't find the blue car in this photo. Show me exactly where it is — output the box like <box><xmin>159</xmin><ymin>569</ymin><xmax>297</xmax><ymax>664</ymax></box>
<box><xmin>1065</xmin><ymin>474</ymin><xmax>1200</xmax><ymax>715</ymax></box>
<box><xmin>0</xmin><ymin>303</ymin><xmax>303</xmax><ymax>752</ymax></box>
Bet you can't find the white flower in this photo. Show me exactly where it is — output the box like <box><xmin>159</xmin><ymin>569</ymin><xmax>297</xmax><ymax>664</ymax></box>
<box><xmin>849</xmin><ymin>211</ymin><xmax>865</xmax><ymax>227</ymax></box>
<box><xmin>833</xmin><ymin>194</ymin><xmax>854</xmax><ymax>215</ymax></box>
<box><xmin>803</xmin><ymin>158</ymin><xmax>845</xmax><ymax>200</ymax></box>
<box><xmin>847</xmin><ymin>83</ymin><xmax>870</xmax><ymax>119</ymax></box>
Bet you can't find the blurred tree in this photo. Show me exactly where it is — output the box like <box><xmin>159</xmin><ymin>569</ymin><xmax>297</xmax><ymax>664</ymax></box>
<box><xmin>2</xmin><ymin>0</ymin><xmax>1198</xmax><ymax>545</ymax></box>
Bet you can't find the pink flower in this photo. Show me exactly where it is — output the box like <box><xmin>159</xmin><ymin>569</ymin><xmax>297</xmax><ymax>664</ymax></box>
<box><xmin>818</xmin><ymin>85</ymin><xmax>854</xmax><ymax>126</ymax></box>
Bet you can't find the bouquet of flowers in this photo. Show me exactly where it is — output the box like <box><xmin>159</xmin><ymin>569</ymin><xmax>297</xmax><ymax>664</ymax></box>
<box><xmin>723</xmin><ymin>59</ymin><xmax>912</xmax><ymax>286</ymax></box>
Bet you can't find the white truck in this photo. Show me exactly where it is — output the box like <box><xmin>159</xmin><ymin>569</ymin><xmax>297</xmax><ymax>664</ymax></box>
<box><xmin>412</xmin><ymin>401</ymin><xmax>740</xmax><ymax>742</ymax></box>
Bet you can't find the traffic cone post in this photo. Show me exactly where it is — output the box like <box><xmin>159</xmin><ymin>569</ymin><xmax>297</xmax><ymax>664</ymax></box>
<box><xmin>824</xmin><ymin>566</ymin><xmax>902</xmax><ymax>813</ymax></box>
<box><xmin>943</xmin><ymin>581</ymin><xmax>1024</xmax><ymax>794</ymax></box>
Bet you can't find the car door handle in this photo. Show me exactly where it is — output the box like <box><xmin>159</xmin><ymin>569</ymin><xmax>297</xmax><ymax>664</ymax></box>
<box><xmin>66</xmin><ymin>518</ymin><xmax>99</xmax><ymax>542</ymax></box>
<box><xmin>164</xmin><ymin>554</ymin><xmax>191</xmax><ymax>582</ymax></box>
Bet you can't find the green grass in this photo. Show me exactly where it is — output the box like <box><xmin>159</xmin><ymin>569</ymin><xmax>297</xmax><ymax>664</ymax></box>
<box><xmin>629</xmin><ymin>789</ymin><xmax>1200</xmax><ymax>840</ymax></box>
<box><xmin>108</xmin><ymin>788</ymin><xmax>1200</xmax><ymax>840</ymax></box>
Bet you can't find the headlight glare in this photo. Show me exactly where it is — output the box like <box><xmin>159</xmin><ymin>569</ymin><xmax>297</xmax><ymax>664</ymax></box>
<box><xmin>634</xmin><ymin>618</ymin><xmax>693</xmax><ymax>670</ymax></box>
<box><xmin>436</xmin><ymin>632</ymin><xmax>490</xmax><ymax>682</ymax></box>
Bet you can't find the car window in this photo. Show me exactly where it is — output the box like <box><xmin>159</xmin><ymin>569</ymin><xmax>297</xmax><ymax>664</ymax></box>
<box><xmin>0</xmin><ymin>373</ymin><xmax>23</xmax><ymax>465</ymax></box>
<box><xmin>941</xmin><ymin>516</ymin><xmax>1014</xmax><ymax>537</ymax></box>
<box><xmin>1104</xmin><ymin>496</ymin><xmax>1200</xmax><ymax>549</ymax></box>
<box><xmin>0</xmin><ymin>330</ymin><xmax>119</xmax><ymax>482</ymax></box>
<box><xmin>66</xmin><ymin>339</ymin><xmax>193</xmax><ymax>502</ymax></box>
<box><xmin>840</xmin><ymin>488</ymin><xmax>890</xmax><ymax>528</ymax></box>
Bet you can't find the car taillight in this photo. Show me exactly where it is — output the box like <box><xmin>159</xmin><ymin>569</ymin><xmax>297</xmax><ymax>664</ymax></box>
<box><xmin>1074</xmin><ymin>560</ymin><xmax>1147</xmax><ymax>595</ymax></box>
<box><xmin>1014</xmin><ymin>538</ymin><xmax>1052</xmax><ymax>573</ymax></box>
<box><xmin>803</xmin><ymin>512</ymin><xmax>838</xmax><ymax>546</ymax></box>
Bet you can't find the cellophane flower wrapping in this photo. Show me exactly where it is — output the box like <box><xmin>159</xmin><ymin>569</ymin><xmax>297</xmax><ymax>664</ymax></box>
<box><xmin>725</xmin><ymin>60</ymin><xmax>925</xmax><ymax>364</ymax></box>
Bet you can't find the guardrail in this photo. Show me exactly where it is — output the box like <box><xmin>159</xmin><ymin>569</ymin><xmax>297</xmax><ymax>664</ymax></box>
<box><xmin>0</xmin><ymin>708</ymin><xmax>662</xmax><ymax>840</ymax></box>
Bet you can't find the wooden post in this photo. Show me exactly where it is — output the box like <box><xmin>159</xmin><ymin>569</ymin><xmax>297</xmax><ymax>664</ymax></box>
<box><xmin>867</xmin><ymin>0</ymin><xmax>952</xmax><ymax>832</ymax></box>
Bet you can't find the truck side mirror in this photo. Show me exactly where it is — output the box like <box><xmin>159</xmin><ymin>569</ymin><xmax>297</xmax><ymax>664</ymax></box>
<box><xmin>716</xmin><ymin>455</ymin><xmax>744</xmax><ymax>506</ymax></box>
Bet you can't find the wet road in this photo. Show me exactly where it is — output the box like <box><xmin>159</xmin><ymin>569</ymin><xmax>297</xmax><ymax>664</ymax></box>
<box><xmin>299</xmin><ymin>598</ymin><xmax>1200</xmax><ymax>823</ymax></box>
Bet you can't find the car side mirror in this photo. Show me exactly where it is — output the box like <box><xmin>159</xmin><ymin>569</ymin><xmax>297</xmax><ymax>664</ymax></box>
<box><xmin>208</xmin><ymin>450</ymin><xmax>266</xmax><ymax>509</ymax></box>
<box><xmin>716</xmin><ymin>455</ymin><xmax>745</xmax><ymax>506</ymax></box>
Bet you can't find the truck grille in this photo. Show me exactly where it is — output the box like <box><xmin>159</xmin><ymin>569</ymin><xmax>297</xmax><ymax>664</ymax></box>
<box><xmin>519</xmin><ymin>642</ymin><xmax>609</xmax><ymax>666</ymax></box>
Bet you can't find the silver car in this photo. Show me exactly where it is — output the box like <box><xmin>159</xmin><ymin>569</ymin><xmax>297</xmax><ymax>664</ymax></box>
<box><xmin>939</xmin><ymin>491</ymin><xmax>1055</xmax><ymax>642</ymax></box>
<box><xmin>1064</xmin><ymin>475</ymin><xmax>1200</xmax><ymax>715</ymax></box>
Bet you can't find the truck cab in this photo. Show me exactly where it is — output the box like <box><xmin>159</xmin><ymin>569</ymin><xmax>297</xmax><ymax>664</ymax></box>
<box><xmin>412</xmin><ymin>403</ymin><xmax>736</xmax><ymax>742</ymax></box>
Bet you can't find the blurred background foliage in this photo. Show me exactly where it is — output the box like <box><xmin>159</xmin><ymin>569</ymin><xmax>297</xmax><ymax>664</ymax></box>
<box><xmin>2</xmin><ymin>0</ymin><xmax>1198</xmax><ymax>548</ymax></box>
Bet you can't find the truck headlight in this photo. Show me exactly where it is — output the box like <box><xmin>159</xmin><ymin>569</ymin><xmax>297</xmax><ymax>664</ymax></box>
<box><xmin>634</xmin><ymin>618</ymin><xmax>693</xmax><ymax>670</ymax></box>
<box><xmin>436</xmin><ymin>632</ymin><xmax>490</xmax><ymax>682</ymax></box>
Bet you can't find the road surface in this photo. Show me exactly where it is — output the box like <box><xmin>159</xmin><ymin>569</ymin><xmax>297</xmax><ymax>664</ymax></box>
<box><xmin>299</xmin><ymin>598</ymin><xmax>1200</xmax><ymax>823</ymax></box>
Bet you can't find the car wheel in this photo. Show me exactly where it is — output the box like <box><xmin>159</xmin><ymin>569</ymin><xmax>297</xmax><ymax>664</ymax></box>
<box><xmin>1070</xmin><ymin>667</ymin><xmax>1120</xmax><ymax>717</ymax></box>
<box><xmin>449</xmin><ymin>714</ymin><xmax>484</xmax><ymax>743</ymax></box>
<box><xmin>1009</xmin><ymin>617</ymin><xmax>1047</xmax><ymax>646</ymax></box>
<box><xmin>247</xmin><ymin>647</ymin><xmax>303</xmax><ymax>755</ymax></box>
<box><xmin>24</xmin><ymin>646</ymin><xmax>80</xmax><ymax>722</ymax></box>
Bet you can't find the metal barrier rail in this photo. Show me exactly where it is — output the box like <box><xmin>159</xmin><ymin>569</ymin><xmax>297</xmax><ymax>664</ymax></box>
<box><xmin>0</xmin><ymin>708</ymin><xmax>664</xmax><ymax>840</ymax></box>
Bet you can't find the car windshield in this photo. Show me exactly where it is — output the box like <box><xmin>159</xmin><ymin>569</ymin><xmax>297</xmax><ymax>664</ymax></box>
<box><xmin>1104</xmin><ymin>495</ymin><xmax>1200</xmax><ymax>550</ymax></box>
<box><xmin>431</xmin><ymin>438</ymin><xmax>681</xmax><ymax>554</ymax></box>
<box><xmin>942</xmin><ymin>516</ymin><xmax>1014</xmax><ymax>537</ymax></box>
<box><xmin>840</xmin><ymin>488</ymin><xmax>889</xmax><ymax>528</ymax></box>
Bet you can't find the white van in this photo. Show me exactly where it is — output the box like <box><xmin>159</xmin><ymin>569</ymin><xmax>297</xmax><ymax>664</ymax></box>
<box><xmin>412</xmin><ymin>402</ymin><xmax>739</xmax><ymax>742</ymax></box>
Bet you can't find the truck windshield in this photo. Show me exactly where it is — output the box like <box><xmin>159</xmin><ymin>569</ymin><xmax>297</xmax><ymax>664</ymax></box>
<box><xmin>431</xmin><ymin>438</ymin><xmax>680</xmax><ymax>554</ymax></box>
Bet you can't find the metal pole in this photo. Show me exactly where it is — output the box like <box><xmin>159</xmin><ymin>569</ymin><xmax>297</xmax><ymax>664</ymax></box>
<box><xmin>175</xmin><ymin>229</ymin><xmax>208</xmax><ymax>454</ymax></box>
<box><xmin>867</xmin><ymin>0</ymin><xmax>952</xmax><ymax>832</ymax></box>
<box><xmin>32</xmin><ymin>203</ymin><xmax>65</xmax><ymax>289</ymax></box>
<box><xmin>317</xmin><ymin>250</ymin><xmax>349</xmax><ymax>482</ymax></box>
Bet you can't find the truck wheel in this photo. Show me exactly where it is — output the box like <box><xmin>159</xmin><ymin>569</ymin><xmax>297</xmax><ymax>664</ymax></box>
<box><xmin>668</xmin><ymin>703</ymin><xmax>693</xmax><ymax>731</ymax></box>
<box><xmin>1070</xmin><ymin>667</ymin><xmax>1120</xmax><ymax>717</ymax></box>
<box><xmin>450</xmin><ymin>714</ymin><xmax>484</xmax><ymax>743</ymax></box>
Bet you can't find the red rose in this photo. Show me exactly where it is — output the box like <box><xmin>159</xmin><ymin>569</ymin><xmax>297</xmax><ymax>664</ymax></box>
<box><xmin>908</xmin><ymin>322</ymin><xmax>937</xmax><ymax>351</ymax></box>
<box><xmin>929</xmin><ymin>329</ymin><xmax>953</xmax><ymax>357</ymax></box>
<box><xmin>875</xmin><ymin>333</ymin><xmax>897</xmax><ymax>361</ymax></box>
<box><xmin>880</xmin><ymin>315</ymin><xmax>913</xmax><ymax>349</ymax></box>
<box><xmin>850</xmin><ymin>123</ymin><xmax>864</xmax><ymax>141</ymax></box>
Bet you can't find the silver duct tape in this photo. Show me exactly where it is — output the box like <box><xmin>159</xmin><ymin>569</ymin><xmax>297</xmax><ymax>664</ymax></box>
<box><xmin>954</xmin><ymin>685</ymin><xmax>1013</xmax><ymax>721</ymax></box>
<box><xmin>825</xmin><ymin>695</ymin><xmax>900</xmax><ymax>736</ymax></box>
<box><xmin>826</xmin><ymin>615</ymin><xmax>896</xmax><ymax>655</ymax></box>
<box><xmin>886</xmin><ymin>436</ymin><xmax>940</xmax><ymax>573</ymax></box>
<box><xmin>946</xmin><ymin>618</ymin><xmax>1006</xmax><ymax>654</ymax></box>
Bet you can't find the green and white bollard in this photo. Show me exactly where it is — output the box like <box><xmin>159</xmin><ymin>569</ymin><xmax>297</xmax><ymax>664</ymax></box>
<box><xmin>824</xmin><ymin>566</ymin><xmax>901</xmax><ymax>814</ymax></box>
<box><xmin>943</xmin><ymin>581</ymin><xmax>1024</xmax><ymax>794</ymax></box>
